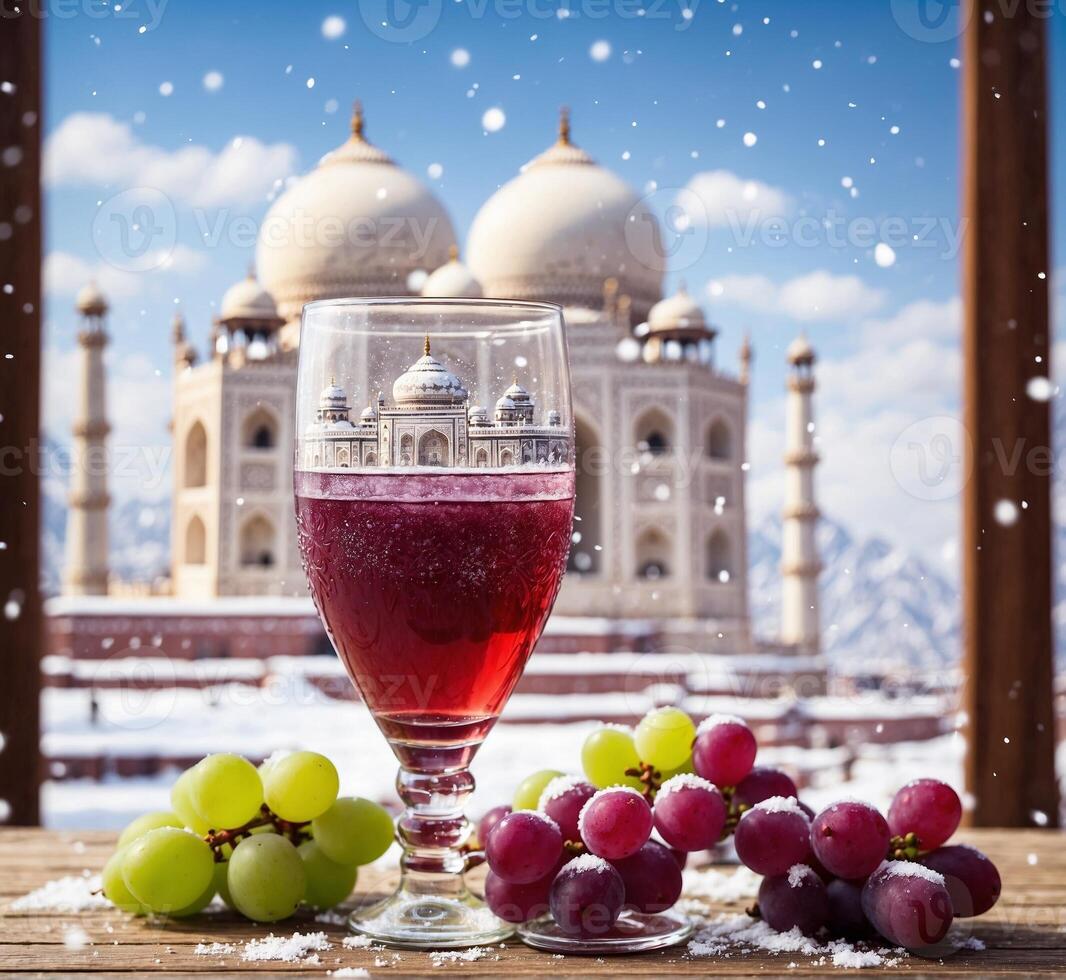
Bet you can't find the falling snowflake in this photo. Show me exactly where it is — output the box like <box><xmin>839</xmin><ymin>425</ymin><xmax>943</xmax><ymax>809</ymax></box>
<box><xmin>321</xmin><ymin>15</ymin><xmax>346</xmax><ymax>39</ymax></box>
<box><xmin>589</xmin><ymin>40</ymin><xmax>611</xmax><ymax>62</ymax></box>
<box><xmin>482</xmin><ymin>107</ymin><xmax>506</xmax><ymax>132</ymax></box>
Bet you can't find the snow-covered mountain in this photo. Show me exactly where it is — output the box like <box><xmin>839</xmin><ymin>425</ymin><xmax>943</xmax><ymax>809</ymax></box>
<box><xmin>748</xmin><ymin>515</ymin><xmax>962</xmax><ymax>673</ymax></box>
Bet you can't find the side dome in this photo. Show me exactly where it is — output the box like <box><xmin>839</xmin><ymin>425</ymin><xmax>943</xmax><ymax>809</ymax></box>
<box><xmin>76</xmin><ymin>281</ymin><xmax>108</xmax><ymax>316</ymax></box>
<box><xmin>257</xmin><ymin>102</ymin><xmax>456</xmax><ymax>323</ymax></box>
<box><xmin>422</xmin><ymin>245</ymin><xmax>483</xmax><ymax>298</ymax></box>
<box><xmin>467</xmin><ymin>109</ymin><xmax>663</xmax><ymax>321</ymax></box>
<box><xmin>219</xmin><ymin>271</ymin><xmax>280</xmax><ymax>323</ymax></box>
<box><xmin>646</xmin><ymin>284</ymin><xmax>712</xmax><ymax>336</ymax></box>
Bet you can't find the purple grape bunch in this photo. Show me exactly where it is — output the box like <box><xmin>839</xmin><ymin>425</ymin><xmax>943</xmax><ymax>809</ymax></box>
<box><xmin>480</xmin><ymin>707</ymin><xmax>1002</xmax><ymax>951</ymax></box>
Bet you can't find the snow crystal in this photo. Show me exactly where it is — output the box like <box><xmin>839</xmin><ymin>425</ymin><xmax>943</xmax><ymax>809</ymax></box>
<box><xmin>562</xmin><ymin>853</ymin><xmax>613</xmax><ymax>875</ymax></box>
<box><xmin>241</xmin><ymin>932</ymin><xmax>332</xmax><ymax>963</ymax></box>
<box><xmin>656</xmin><ymin>773</ymin><xmax>718</xmax><ymax>801</ymax></box>
<box><xmin>194</xmin><ymin>942</ymin><xmax>236</xmax><ymax>956</ymax></box>
<box><xmin>341</xmin><ymin>935</ymin><xmax>374</xmax><ymax>949</ymax></box>
<box><xmin>881</xmin><ymin>860</ymin><xmax>945</xmax><ymax>886</ymax></box>
<box><xmin>696</xmin><ymin>713</ymin><xmax>747</xmax><ymax>735</ymax></box>
<box><xmin>63</xmin><ymin>925</ymin><xmax>92</xmax><ymax>949</ymax></box>
<box><xmin>537</xmin><ymin>774</ymin><xmax>588</xmax><ymax>807</ymax></box>
<box><xmin>519</xmin><ymin>809</ymin><xmax>560</xmax><ymax>832</ymax></box>
<box><xmin>749</xmin><ymin>796</ymin><xmax>808</xmax><ymax>819</ymax></box>
<box><xmin>9</xmin><ymin>874</ymin><xmax>109</xmax><ymax>912</ymax></box>
<box><xmin>681</xmin><ymin>865</ymin><xmax>761</xmax><ymax>903</ymax></box>
<box><xmin>330</xmin><ymin>970</ymin><xmax>370</xmax><ymax>978</ymax></box>
<box><xmin>787</xmin><ymin>863</ymin><xmax>817</xmax><ymax>888</ymax></box>
<box><xmin>430</xmin><ymin>947</ymin><xmax>493</xmax><ymax>965</ymax></box>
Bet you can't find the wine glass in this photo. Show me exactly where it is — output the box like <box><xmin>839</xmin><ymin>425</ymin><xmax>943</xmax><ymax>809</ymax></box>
<box><xmin>294</xmin><ymin>299</ymin><xmax>574</xmax><ymax>949</ymax></box>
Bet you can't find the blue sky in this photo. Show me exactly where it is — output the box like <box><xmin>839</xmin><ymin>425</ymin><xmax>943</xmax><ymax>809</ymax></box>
<box><xmin>41</xmin><ymin>0</ymin><xmax>1066</xmax><ymax>566</ymax></box>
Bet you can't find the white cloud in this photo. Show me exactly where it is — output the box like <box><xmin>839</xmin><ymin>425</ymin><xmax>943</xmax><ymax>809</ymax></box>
<box><xmin>44</xmin><ymin>247</ymin><xmax>206</xmax><ymax>301</ymax></box>
<box><xmin>859</xmin><ymin>296</ymin><xmax>961</xmax><ymax>346</ymax></box>
<box><xmin>682</xmin><ymin>169</ymin><xmax>789</xmax><ymax>228</ymax></box>
<box><xmin>708</xmin><ymin>269</ymin><xmax>886</xmax><ymax>322</ymax></box>
<box><xmin>44</xmin><ymin>113</ymin><xmax>298</xmax><ymax>208</ymax></box>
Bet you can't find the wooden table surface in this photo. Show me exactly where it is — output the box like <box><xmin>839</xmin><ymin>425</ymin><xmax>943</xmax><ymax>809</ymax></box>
<box><xmin>2</xmin><ymin>828</ymin><xmax>1064</xmax><ymax>976</ymax></box>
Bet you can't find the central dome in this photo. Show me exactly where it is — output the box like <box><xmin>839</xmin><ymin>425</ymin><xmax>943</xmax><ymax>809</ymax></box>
<box><xmin>466</xmin><ymin>110</ymin><xmax>663</xmax><ymax>321</ymax></box>
<box><xmin>393</xmin><ymin>339</ymin><xmax>468</xmax><ymax>405</ymax></box>
<box><xmin>257</xmin><ymin>103</ymin><xmax>456</xmax><ymax>325</ymax></box>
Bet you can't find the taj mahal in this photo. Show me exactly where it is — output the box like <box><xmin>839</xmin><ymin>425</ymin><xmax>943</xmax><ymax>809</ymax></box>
<box><xmin>60</xmin><ymin>104</ymin><xmax>823</xmax><ymax>662</ymax></box>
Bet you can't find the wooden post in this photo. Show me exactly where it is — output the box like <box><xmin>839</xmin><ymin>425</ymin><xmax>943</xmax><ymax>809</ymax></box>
<box><xmin>0</xmin><ymin>9</ymin><xmax>42</xmax><ymax>825</ymax></box>
<box><xmin>961</xmin><ymin>1</ymin><xmax>1058</xmax><ymax>827</ymax></box>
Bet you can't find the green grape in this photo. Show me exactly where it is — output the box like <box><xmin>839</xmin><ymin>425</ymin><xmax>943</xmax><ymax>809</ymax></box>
<box><xmin>171</xmin><ymin>768</ymin><xmax>211</xmax><ymax>835</ymax></box>
<box><xmin>227</xmin><ymin>834</ymin><xmax>306</xmax><ymax>922</ymax></box>
<box><xmin>513</xmin><ymin>769</ymin><xmax>564</xmax><ymax>810</ymax></box>
<box><xmin>172</xmin><ymin>868</ymin><xmax>218</xmax><ymax>917</ymax></box>
<box><xmin>121</xmin><ymin>827</ymin><xmax>215</xmax><ymax>914</ymax></box>
<box><xmin>298</xmin><ymin>839</ymin><xmax>358</xmax><ymax>909</ymax></box>
<box><xmin>191</xmin><ymin>753</ymin><xmax>264</xmax><ymax>829</ymax></box>
<box><xmin>262</xmin><ymin>751</ymin><xmax>339</xmax><ymax>823</ymax></box>
<box><xmin>101</xmin><ymin>848</ymin><xmax>147</xmax><ymax>915</ymax></box>
<box><xmin>659</xmin><ymin>754</ymin><xmax>696</xmax><ymax>782</ymax></box>
<box><xmin>634</xmin><ymin>706</ymin><xmax>696</xmax><ymax>771</ymax></box>
<box><xmin>214</xmin><ymin>860</ymin><xmax>235</xmax><ymax>910</ymax></box>
<box><xmin>116</xmin><ymin>811</ymin><xmax>184</xmax><ymax>850</ymax></box>
<box><xmin>311</xmin><ymin>797</ymin><xmax>394</xmax><ymax>866</ymax></box>
<box><xmin>581</xmin><ymin>727</ymin><xmax>643</xmax><ymax>790</ymax></box>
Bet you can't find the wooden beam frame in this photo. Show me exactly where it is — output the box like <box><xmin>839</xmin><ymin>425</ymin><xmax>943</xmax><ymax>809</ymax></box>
<box><xmin>961</xmin><ymin>0</ymin><xmax>1058</xmax><ymax>826</ymax></box>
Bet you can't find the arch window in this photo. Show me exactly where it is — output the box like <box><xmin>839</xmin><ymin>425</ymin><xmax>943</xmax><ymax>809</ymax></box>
<box><xmin>634</xmin><ymin>408</ymin><xmax>674</xmax><ymax>456</ymax></box>
<box><xmin>240</xmin><ymin>514</ymin><xmax>276</xmax><ymax>568</ymax></box>
<box><xmin>635</xmin><ymin>528</ymin><xmax>671</xmax><ymax>581</ymax></box>
<box><xmin>499</xmin><ymin>449</ymin><xmax>514</xmax><ymax>467</ymax></box>
<box><xmin>365</xmin><ymin>450</ymin><xmax>378</xmax><ymax>466</ymax></box>
<box><xmin>707</xmin><ymin>529</ymin><xmax>733</xmax><ymax>583</ymax></box>
<box><xmin>184</xmin><ymin>421</ymin><xmax>208</xmax><ymax>488</ymax></box>
<box><xmin>707</xmin><ymin>418</ymin><xmax>732</xmax><ymax>460</ymax></box>
<box><xmin>243</xmin><ymin>408</ymin><xmax>278</xmax><ymax>450</ymax></box>
<box><xmin>185</xmin><ymin>515</ymin><xmax>206</xmax><ymax>565</ymax></box>
<box><xmin>475</xmin><ymin>448</ymin><xmax>489</xmax><ymax>468</ymax></box>
<box><xmin>569</xmin><ymin>416</ymin><xmax>603</xmax><ymax>575</ymax></box>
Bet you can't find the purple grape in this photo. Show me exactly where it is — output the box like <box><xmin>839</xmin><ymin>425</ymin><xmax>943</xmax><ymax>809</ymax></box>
<box><xmin>549</xmin><ymin>854</ymin><xmax>626</xmax><ymax>936</ymax></box>
<box><xmin>734</xmin><ymin>797</ymin><xmax>811</xmax><ymax>876</ymax></box>
<box><xmin>826</xmin><ymin>878</ymin><xmax>871</xmax><ymax>937</ymax></box>
<box><xmin>888</xmin><ymin>779</ymin><xmax>962</xmax><ymax>852</ymax></box>
<box><xmin>861</xmin><ymin>861</ymin><xmax>954</xmax><ymax>951</ymax></box>
<box><xmin>757</xmin><ymin>865</ymin><xmax>829</xmax><ymax>936</ymax></box>
<box><xmin>486</xmin><ymin>810</ymin><xmax>563</xmax><ymax>884</ymax></box>
<box><xmin>612</xmin><ymin>840</ymin><xmax>683</xmax><ymax>914</ymax></box>
<box><xmin>477</xmin><ymin>804</ymin><xmax>512</xmax><ymax>848</ymax></box>
<box><xmin>692</xmin><ymin>714</ymin><xmax>757</xmax><ymax>787</ymax></box>
<box><xmin>810</xmin><ymin>800</ymin><xmax>890</xmax><ymax>880</ymax></box>
<box><xmin>484</xmin><ymin>868</ymin><xmax>553</xmax><ymax>923</ymax></box>
<box><xmin>733</xmin><ymin>767</ymin><xmax>798</xmax><ymax>809</ymax></box>
<box><xmin>797</xmin><ymin>800</ymin><xmax>816</xmax><ymax>821</ymax></box>
<box><xmin>668</xmin><ymin>846</ymin><xmax>687</xmax><ymax>870</ymax></box>
<box><xmin>538</xmin><ymin>776</ymin><xmax>596</xmax><ymax>844</ymax></box>
<box><xmin>578</xmin><ymin>787</ymin><xmax>653</xmax><ymax>860</ymax></box>
<box><xmin>920</xmin><ymin>844</ymin><xmax>1001</xmax><ymax>917</ymax></box>
<box><xmin>653</xmin><ymin>774</ymin><xmax>726</xmax><ymax>852</ymax></box>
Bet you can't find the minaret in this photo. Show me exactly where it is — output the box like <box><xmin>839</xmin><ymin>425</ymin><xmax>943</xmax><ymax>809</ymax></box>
<box><xmin>780</xmin><ymin>334</ymin><xmax>821</xmax><ymax>653</ymax></box>
<box><xmin>739</xmin><ymin>332</ymin><xmax>753</xmax><ymax>385</ymax></box>
<box><xmin>63</xmin><ymin>283</ymin><xmax>111</xmax><ymax>596</ymax></box>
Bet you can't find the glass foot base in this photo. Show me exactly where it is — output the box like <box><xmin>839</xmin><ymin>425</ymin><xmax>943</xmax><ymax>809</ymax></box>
<box><xmin>516</xmin><ymin>908</ymin><xmax>694</xmax><ymax>955</ymax></box>
<box><xmin>349</xmin><ymin>889</ymin><xmax>515</xmax><ymax>950</ymax></box>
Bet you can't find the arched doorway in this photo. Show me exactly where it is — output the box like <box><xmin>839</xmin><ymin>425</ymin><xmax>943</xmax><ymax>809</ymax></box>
<box><xmin>634</xmin><ymin>407</ymin><xmax>674</xmax><ymax>456</ymax></box>
<box><xmin>240</xmin><ymin>514</ymin><xmax>276</xmax><ymax>567</ymax></box>
<box><xmin>242</xmin><ymin>408</ymin><xmax>278</xmax><ymax>450</ymax></box>
<box><xmin>569</xmin><ymin>416</ymin><xmax>603</xmax><ymax>575</ymax></box>
<box><xmin>417</xmin><ymin>429</ymin><xmax>449</xmax><ymax>466</ymax></box>
<box><xmin>635</xmin><ymin>528</ymin><xmax>671</xmax><ymax>580</ymax></box>
<box><xmin>706</xmin><ymin>417</ymin><xmax>732</xmax><ymax>460</ymax></box>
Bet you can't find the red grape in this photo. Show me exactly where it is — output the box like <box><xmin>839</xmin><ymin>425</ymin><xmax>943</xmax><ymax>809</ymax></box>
<box><xmin>484</xmin><ymin>868</ymin><xmax>553</xmax><ymax>923</ymax></box>
<box><xmin>920</xmin><ymin>844</ymin><xmax>1001</xmax><ymax>917</ymax></box>
<box><xmin>486</xmin><ymin>810</ymin><xmax>563</xmax><ymax>884</ymax></box>
<box><xmin>612</xmin><ymin>840</ymin><xmax>683</xmax><ymax>914</ymax></box>
<box><xmin>653</xmin><ymin>774</ymin><xmax>726</xmax><ymax>852</ymax></box>
<box><xmin>861</xmin><ymin>860</ymin><xmax>954</xmax><ymax>951</ymax></box>
<box><xmin>549</xmin><ymin>854</ymin><xmax>626</xmax><ymax>936</ymax></box>
<box><xmin>578</xmin><ymin>787</ymin><xmax>653</xmax><ymax>860</ymax></box>
<box><xmin>810</xmin><ymin>800</ymin><xmax>890</xmax><ymax>880</ymax></box>
<box><xmin>734</xmin><ymin>797</ymin><xmax>811</xmax><ymax>876</ymax></box>
<box><xmin>757</xmin><ymin>865</ymin><xmax>829</xmax><ymax>936</ymax></box>
<box><xmin>826</xmin><ymin>878</ymin><xmax>871</xmax><ymax>937</ymax></box>
<box><xmin>733</xmin><ymin>767</ymin><xmax>798</xmax><ymax>809</ymax></box>
<box><xmin>538</xmin><ymin>776</ymin><xmax>596</xmax><ymax>844</ymax></box>
<box><xmin>477</xmin><ymin>804</ymin><xmax>511</xmax><ymax>848</ymax></box>
<box><xmin>888</xmin><ymin>779</ymin><xmax>962</xmax><ymax>852</ymax></box>
<box><xmin>692</xmin><ymin>714</ymin><xmax>756</xmax><ymax>787</ymax></box>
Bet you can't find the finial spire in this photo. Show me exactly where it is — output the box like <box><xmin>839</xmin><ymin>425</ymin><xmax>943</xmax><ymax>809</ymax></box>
<box><xmin>424</xmin><ymin>334</ymin><xmax>431</xmax><ymax>356</ymax></box>
<box><xmin>246</xmin><ymin>262</ymin><xmax>256</xmax><ymax>280</ymax></box>
<box><xmin>557</xmin><ymin>106</ymin><xmax>571</xmax><ymax>146</ymax></box>
<box><xmin>351</xmin><ymin>99</ymin><xmax>365</xmax><ymax>140</ymax></box>
<box><xmin>448</xmin><ymin>243</ymin><xmax>459</xmax><ymax>262</ymax></box>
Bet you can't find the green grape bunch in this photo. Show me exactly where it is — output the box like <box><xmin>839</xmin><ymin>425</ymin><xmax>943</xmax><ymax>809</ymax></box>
<box><xmin>101</xmin><ymin>750</ymin><xmax>395</xmax><ymax>923</ymax></box>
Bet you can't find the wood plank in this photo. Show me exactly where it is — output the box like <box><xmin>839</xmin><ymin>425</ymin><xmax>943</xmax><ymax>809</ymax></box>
<box><xmin>959</xmin><ymin>0</ymin><xmax>1058</xmax><ymax>827</ymax></box>
<box><xmin>0</xmin><ymin>0</ymin><xmax>43</xmax><ymax>828</ymax></box>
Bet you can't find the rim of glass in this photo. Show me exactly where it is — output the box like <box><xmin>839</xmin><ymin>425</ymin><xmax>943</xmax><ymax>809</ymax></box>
<box><xmin>303</xmin><ymin>296</ymin><xmax>564</xmax><ymax>316</ymax></box>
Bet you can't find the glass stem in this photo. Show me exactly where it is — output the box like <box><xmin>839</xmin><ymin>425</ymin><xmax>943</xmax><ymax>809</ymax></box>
<box><xmin>395</xmin><ymin>766</ymin><xmax>475</xmax><ymax>896</ymax></box>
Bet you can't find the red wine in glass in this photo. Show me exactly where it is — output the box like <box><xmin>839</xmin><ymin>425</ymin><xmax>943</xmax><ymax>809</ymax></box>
<box><xmin>295</xmin><ymin>468</ymin><xmax>574</xmax><ymax>770</ymax></box>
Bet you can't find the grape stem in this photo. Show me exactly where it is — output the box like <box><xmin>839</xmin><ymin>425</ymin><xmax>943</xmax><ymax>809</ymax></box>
<box><xmin>624</xmin><ymin>761</ymin><xmax>662</xmax><ymax>802</ymax></box>
<box><xmin>203</xmin><ymin>804</ymin><xmax>311</xmax><ymax>859</ymax></box>
<box><xmin>888</xmin><ymin>831</ymin><xmax>922</xmax><ymax>861</ymax></box>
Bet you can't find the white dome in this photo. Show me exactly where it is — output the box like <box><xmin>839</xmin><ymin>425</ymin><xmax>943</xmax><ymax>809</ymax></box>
<box><xmin>647</xmin><ymin>284</ymin><xmax>708</xmax><ymax>335</ymax></box>
<box><xmin>467</xmin><ymin>112</ymin><xmax>663</xmax><ymax>320</ymax></box>
<box><xmin>320</xmin><ymin>380</ymin><xmax>349</xmax><ymax>407</ymax></box>
<box><xmin>393</xmin><ymin>342</ymin><xmax>468</xmax><ymax>405</ymax></box>
<box><xmin>76</xmin><ymin>281</ymin><xmax>108</xmax><ymax>315</ymax></box>
<box><xmin>220</xmin><ymin>273</ymin><xmax>280</xmax><ymax>322</ymax></box>
<box><xmin>787</xmin><ymin>334</ymin><xmax>816</xmax><ymax>365</ymax></box>
<box><xmin>256</xmin><ymin>104</ymin><xmax>456</xmax><ymax>322</ymax></box>
<box><xmin>422</xmin><ymin>246</ymin><xmax>483</xmax><ymax>298</ymax></box>
<box><xmin>503</xmin><ymin>380</ymin><xmax>531</xmax><ymax>401</ymax></box>
<box><xmin>360</xmin><ymin>404</ymin><xmax>377</xmax><ymax>422</ymax></box>
<box><xmin>495</xmin><ymin>395</ymin><xmax>516</xmax><ymax>411</ymax></box>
